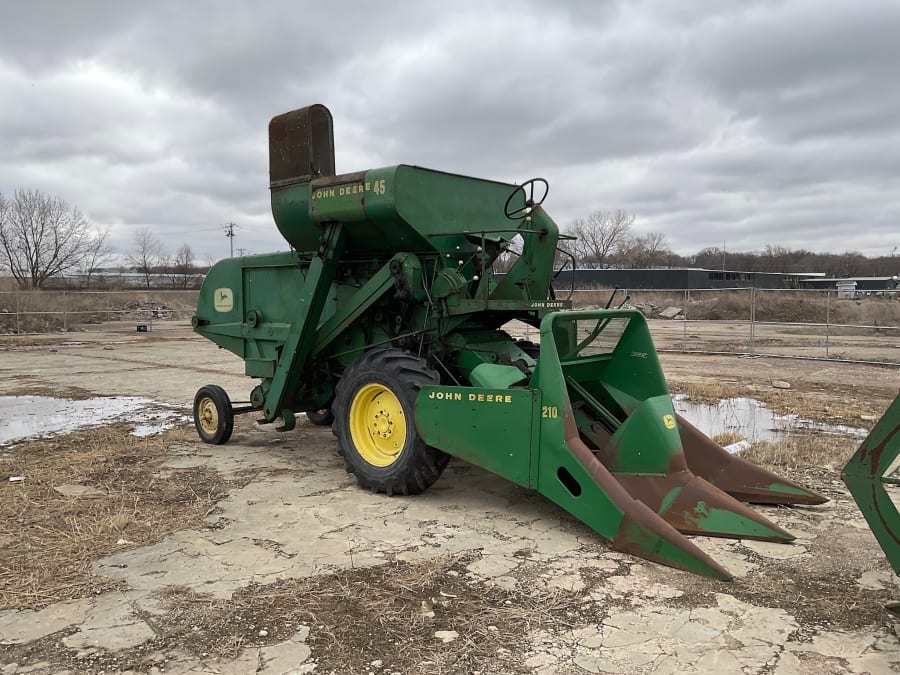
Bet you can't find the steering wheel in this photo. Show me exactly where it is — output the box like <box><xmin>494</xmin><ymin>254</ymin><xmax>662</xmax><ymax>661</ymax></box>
<box><xmin>504</xmin><ymin>178</ymin><xmax>549</xmax><ymax>220</ymax></box>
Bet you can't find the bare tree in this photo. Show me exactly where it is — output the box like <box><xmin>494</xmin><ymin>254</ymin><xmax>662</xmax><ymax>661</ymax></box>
<box><xmin>79</xmin><ymin>225</ymin><xmax>115</xmax><ymax>288</ymax></box>
<box><xmin>561</xmin><ymin>209</ymin><xmax>635</xmax><ymax>267</ymax></box>
<box><xmin>128</xmin><ymin>228</ymin><xmax>164</xmax><ymax>289</ymax></box>
<box><xmin>618</xmin><ymin>232</ymin><xmax>673</xmax><ymax>268</ymax></box>
<box><xmin>171</xmin><ymin>243</ymin><xmax>196</xmax><ymax>288</ymax></box>
<box><xmin>0</xmin><ymin>189</ymin><xmax>110</xmax><ymax>288</ymax></box>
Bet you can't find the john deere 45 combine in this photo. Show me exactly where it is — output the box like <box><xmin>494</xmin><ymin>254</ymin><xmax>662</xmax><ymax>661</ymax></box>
<box><xmin>192</xmin><ymin>104</ymin><xmax>827</xmax><ymax>580</ymax></box>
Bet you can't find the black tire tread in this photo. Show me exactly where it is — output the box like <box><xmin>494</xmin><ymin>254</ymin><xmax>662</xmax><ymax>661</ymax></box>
<box><xmin>306</xmin><ymin>408</ymin><xmax>335</xmax><ymax>426</ymax></box>
<box><xmin>193</xmin><ymin>384</ymin><xmax>234</xmax><ymax>445</ymax></box>
<box><xmin>515</xmin><ymin>339</ymin><xmax>541</xmax><ymax>359</ymax></box>
<box><xmin>333</xmin><ymin>348</ymin><xmax>449</xmax><ymax>496</ymax></box>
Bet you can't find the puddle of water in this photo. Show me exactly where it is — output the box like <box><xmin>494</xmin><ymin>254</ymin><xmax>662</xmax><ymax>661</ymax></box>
<box><xmin>0</xmin><ymin>395</ymin><xmax>190</xmax><ymax>446</ymax></box>
<box><xmin>673</xmin><ymin>395</ymin><xmax>869</xmax><ymax>445</ymax></box>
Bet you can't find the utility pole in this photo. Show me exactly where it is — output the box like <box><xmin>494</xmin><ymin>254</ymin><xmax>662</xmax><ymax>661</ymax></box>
<box><xmin>237</xmin><ymin>248</ymin><xmax>247</xmax><ymax>257</ymax></box>
<box><xmin>225</xmin><ymin>222</ymin><xmax>236</xmax><ymax>257</ymax></box>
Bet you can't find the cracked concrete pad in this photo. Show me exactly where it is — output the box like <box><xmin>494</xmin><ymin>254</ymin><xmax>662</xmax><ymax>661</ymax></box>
<box><xmin>716</xmin><ymin>593</ymin><xmax>798</xmax><ymax>646</ymax></box>
<box><xmin>61</xmin><ymin>593</ymin><xmax>156</xmax><ymax>650</ymax></box>
<box><xmin>773</xmin><ymin>650</ymin><xmax>805</xmax><ymax>675</ymax></box>
<box><xmin>183</xmin><ymin>647</ymin><xmax>261</xmax><ymax>674</ymax></box>
<box><xmin>857</xmin><ymin>568</ymin><xmax>900</xmax><ymax>591</ymax></box>
<box><xmin>845</xmin><ymin>652</ymin><xmax>900</xmax><ymax>675</ymax></box>
<box><xmin>0</xmin><ymin>597</ymin><xmax>94</xmax><ymax>645</ymax></box>
<box><xmin>93</xmin><ymin>457</ymin><xmax>617</xmax><ymax>602</ymax></box>
<box><xmin>53</xmin><ymin>483</ymin><xmax>104</xmax><ymax>497</ymax></box>
<box><xmin>162</xmin><ymin>442</ymin><xmax>311</xmax><ymax>479</ymax></box>
<box><xmin>527</xmin><ymin>593</ymin><xmax>800</xmax><ymax>673</ymax></box>
<box><xmin>572</xmin><ymin>653</ymin><xmax>619</xmax><ymax>673</ymax></box>
<box><xmin>694</xmin><ymin>649</ymin><xmax>743</xmax><ymax>672</ymax></box>
<box><xmin>258</xmin><ymin>639</ymin><xmax>313</xmax><ymax>673</ymax></box>
<box><xmin>787</xmin><ymin>630</ymin><xmax>876</xmax><ymax>659</ymax></box>
<box><xmin>466</xmin><ymin>554</ymin><xmax>521</xmax><ymax>579</ymax></box>
<box><xmin>777</xmin><ymin>629</ymin><xmax>900</xmax><ymax>675</ymax></box>
<box><xmin>741</xmin><ymin>540</ymin><xmax>808</xmax><ymax>560</ymax></box>
<box><xmin>692</xmin><ymin>537</ymin><xmax>759</xmax><ymax>577</ymax></box>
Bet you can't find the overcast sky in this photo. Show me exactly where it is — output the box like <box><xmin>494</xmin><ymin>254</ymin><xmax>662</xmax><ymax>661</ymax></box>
<box><xmin>1</xmin><ymin>0</ymin><xmax>898</xmax><ymax>263</ymax></box>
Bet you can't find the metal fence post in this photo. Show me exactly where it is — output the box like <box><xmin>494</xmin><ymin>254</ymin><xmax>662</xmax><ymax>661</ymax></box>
<box><xmin>15</xmin><ymin>292</ymin><xmax>20</xmax><ymax>335</ymax></box>
<box><xmin>63</xmin><ymin>289</ymin><xmax>68</xmax><ymax>332</ymax></box>
<box><xmin>749</xmin><ymin>286</ymin><xmax>756</xmax><ymax>354</ymax></box>
<box><xmin>825</xmin><ymin>290</ymin><xmax>831</xmax><ymax>360</ymax></box>
<box><xmin>682</xmin><ymin>289</ymin><xmax>688</xmax><ymax>350</ymax></box>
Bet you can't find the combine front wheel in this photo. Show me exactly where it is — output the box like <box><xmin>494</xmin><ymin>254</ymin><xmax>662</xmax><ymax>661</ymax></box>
<box><xmin>193</xmin><ymin>384</ymin><xmax>234</xmax><ymax>445</ymax></box>
<box><xmin>333</xmin><ymin>348</ymin><xmax>449</xmax><ymax>495</ymax></box>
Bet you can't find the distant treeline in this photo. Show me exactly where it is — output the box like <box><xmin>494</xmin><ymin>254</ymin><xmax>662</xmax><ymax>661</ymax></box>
<box><xmin>680</xmin><ymin>246</ymin><xmax>898</xmax><ymax>277</ymax></box>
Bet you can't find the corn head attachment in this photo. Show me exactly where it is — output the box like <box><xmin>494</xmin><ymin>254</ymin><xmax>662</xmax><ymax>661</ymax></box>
<box><xmin>192</xmin><ymin>103</ymin><xmax>825</xmax><ymax>580</ymax></box>
<box><xmin>416</xmin><ymin>309</ymin><xmax>825</xmax><ymax>580</ymax></box>
<box><xmin>842</xmin><ymin>394</ymin><xmax>900</xmax><ymax>617</ymax></box>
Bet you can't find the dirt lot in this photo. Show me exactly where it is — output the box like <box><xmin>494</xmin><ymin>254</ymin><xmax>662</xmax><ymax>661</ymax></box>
<box><xmin>1</xmin><ymin>322</ymin><xmax>899</xmax><ymax>674</ymax></box>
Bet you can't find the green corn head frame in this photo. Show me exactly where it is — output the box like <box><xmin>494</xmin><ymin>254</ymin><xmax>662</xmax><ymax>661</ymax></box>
<box><xmin>842</xmin><ymin>393</ymin><xmax>900</xmax><ymax>617</ymax></box>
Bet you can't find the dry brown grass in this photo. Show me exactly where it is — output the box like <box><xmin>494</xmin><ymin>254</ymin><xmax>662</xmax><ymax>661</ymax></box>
<box><xmin>741</xmin><ymin>434</ymin><xmax>858</xmax><ymax>473</ymax></box>
<box><xmin>669</xmin><ymin>378</ymin><xmax>891</xmax><ymax>429</ymax></box>
<box><xmin>670</xmin><ymin>381</ymin><xmax>746</xmax><ymax>404</ymax></box>
<box><xmin>711</xmin><ymin>431</ymin><xmax>744</xmax><ymax>446</ymax></box>
<box><xmin>0</xmin><ymin>424</ymin><xmax>229</xmax><ymax>610</ymax></box>
<box><xmin>147</xmin><ymin>553</ymin><xmax>582</xmax><ymax>674</ymax></box>
<box><xmin>667</xmin><ymin>381</ymin><xmax>870</xmax><ymax>472</ymax></box>
<box><xmin>1</xmin><ymin>552</ymin><xmax>589</xmax><ymax>674</ymax></box>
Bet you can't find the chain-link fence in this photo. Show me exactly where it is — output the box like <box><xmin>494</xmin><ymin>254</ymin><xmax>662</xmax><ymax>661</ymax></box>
<box><xmin>3</xmin><ymin>287</ymin><xmax>900</xmax><ymax>366</ymax></box>
<box><xmin>0</xmin><ymin>290</ymin><xmax>200</xmax><ymax>335</ymax></box>
<box><xmin>567</xmin><ymin>287</ymin><xmax>900</xmax><ymax>365</ymax></box>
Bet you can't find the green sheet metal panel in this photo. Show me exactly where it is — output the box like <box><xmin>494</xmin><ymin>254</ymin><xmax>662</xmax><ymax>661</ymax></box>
<box><xmin>415</xmin><ymin>386</ymin><xmax>536</xmax><ymax>487</ymax></box>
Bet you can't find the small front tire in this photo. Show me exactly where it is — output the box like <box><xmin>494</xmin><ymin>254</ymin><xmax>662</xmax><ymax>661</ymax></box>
<box><xmin>193</xmin><ymin>384</ymin><xmax>234</xmax><ymax>445</ymax></box>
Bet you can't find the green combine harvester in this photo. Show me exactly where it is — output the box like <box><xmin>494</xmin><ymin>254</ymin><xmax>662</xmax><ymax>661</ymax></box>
<box><xmin>192</xmin><ymin>104</ymin><xmax>828</xmax><ymax>580</ymax></box>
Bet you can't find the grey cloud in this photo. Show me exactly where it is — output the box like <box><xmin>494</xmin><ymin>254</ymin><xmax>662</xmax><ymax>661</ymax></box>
<box><xmin>1</xmin><ymin>0</ymin><xmax>898</xmax><ymax>261</ymax></box>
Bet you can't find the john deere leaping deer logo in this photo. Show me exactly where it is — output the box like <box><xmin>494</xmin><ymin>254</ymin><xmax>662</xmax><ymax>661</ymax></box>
<box><xmin>214</xmin><ymin>288</ymin><xmax>234</xmax><ymax>312</ymax></box>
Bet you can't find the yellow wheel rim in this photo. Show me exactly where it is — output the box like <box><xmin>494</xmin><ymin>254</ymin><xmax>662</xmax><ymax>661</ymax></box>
<box><xmin>197</xmin><ymin>397</ymin><xmax>220</xmax><ymax>436</ymax></box>
<box><xmin>349</xmin><ymin>383</ymin><xmax>407</xmax><ymax>467</ymax></box>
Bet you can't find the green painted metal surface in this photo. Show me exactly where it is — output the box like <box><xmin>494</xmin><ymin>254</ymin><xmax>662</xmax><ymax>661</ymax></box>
<box><xmin>416</xmin><ymin>386</ymin><xmax>536</xmax><ymax>488</ymax></box>
<box><xmin>843</xmin><ymin>393</ymin><xmax>900</xmax><ymax>615</ymax></box>
<box><xmin>193</xmin><ymin>103</ymin><xmax>826</xmax><ymax>580</ymax></box>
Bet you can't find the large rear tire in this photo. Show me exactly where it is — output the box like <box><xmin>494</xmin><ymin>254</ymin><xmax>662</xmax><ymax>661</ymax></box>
<box><xmin>193</xmin><ymin>384</ymin><xmax>234</xmax><ymax>445</ymax></box>
<box><xmin>333</xmin><ymin>348</ymin><xmax>449</xmax><ymax>495</ymax></box>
